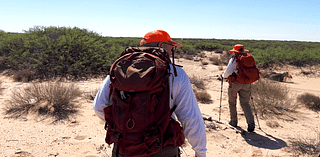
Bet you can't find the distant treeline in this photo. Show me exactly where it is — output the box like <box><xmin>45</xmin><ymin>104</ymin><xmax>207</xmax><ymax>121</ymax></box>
<box><xmin>0</xmin><ymin>26</ymin><xmax>319</xmax><ymax>79</ymax></box>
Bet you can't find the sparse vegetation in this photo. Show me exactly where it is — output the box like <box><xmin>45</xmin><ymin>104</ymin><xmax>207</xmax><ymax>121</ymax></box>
<box><xmin>0</xmin><ymin>81</ymin><xmax>3</xmax><ymax>95</ymax></box>
<box><xmin>266</xmin><ymin>120</ymin><xmax>280</xmax><ymax>128</ymax></box>
<box><xmin>297</xmin><ymin>93</ymin><xmax>320</xmax><ymax>111</ymax></box>
<box><xmin>201</xmin><ymin>59</ymin><xmax>209</xmax><ymax>65</ymax></box>
<box><xmin>189</xmin><ymin>75</ymin><xmax>205</xmax><ymax>90</ymax></box>
<box><xmin>184</xmin><ymin>55</ymin><xmax>194</xmax><ymax>60</ymax></box>
<box><xmin>1</xmin><ymin>26</ymin><xmax>320</xmax><ymax>81</ymax></box>
<box><xmin>194</xmin><ymin>90</ymin><xmax>212</xmax><ymax>104</ymax></box>
<box><xmin>209</xmin><ymin>55</ymin><xmax>221</xmax><ymax>65</ymax></box>
<box><xmin>251</xmin><ymin>79</ymin><xmax>296</xmax><ymax>117</ymax></box>
<box><xmin>12</xmin><ymin>69</ymin><xmax>35</xmax><ymax>82</ymax></box>
<box><xmin>4</xmin><ymin>82</ymin><xmax>82</xmax><ymax>122</ymax></box>
<box><xmin>287</xmin><ymin>129</ymin><xmax>320</xmax><ymax>156</ymax></box>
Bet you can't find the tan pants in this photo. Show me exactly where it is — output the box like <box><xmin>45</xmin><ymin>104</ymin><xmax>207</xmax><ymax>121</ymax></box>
<box><xmin>228</xmin><ymin>82</ymin><xmax>254</xmax><ymax>126</ymax></box>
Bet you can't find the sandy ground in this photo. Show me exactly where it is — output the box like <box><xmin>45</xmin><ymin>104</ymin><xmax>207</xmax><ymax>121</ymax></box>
<box><xmin>1</xmin><ymin>53</ymin><xmax>320</xmax><ymax>157</ymax></box>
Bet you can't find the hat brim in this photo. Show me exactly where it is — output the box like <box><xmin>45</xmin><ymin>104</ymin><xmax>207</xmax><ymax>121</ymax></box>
<box><xmin>168</xmin><ymin>40</ymin><xmax>182</xmax><ymax>49</ymax></box>
<box><xmin>229</xmin><ymin>49</ymin><xmax>249</xmax><ymax>53</ymax></box>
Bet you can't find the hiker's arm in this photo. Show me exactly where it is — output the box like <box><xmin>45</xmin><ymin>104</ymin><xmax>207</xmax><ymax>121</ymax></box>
<box><xmin>93</xmin><ymin>75</ymin><xmax>112</xmax><ymax>122</ymax></box>
<box><xmin>222</xmin><ymin>57</ymin><xmax>236</xmax><ymax>78</ymax></box>
<box><xmin>172</xmin><ymin>67</ymin><xmax>207</xmax><ymax>157</ymax></box>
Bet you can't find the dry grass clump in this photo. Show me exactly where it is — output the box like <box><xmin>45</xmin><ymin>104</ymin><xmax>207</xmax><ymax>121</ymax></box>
<box><xmin>201</xmin><ymin>59</ymin><xmax>209</xmax><ymax>65</ymax></box>
<box><xmin>12</xmin><ymin>69</ymin><xmax>35</xmax><ymax>82</ymax></box>
<box><xmin>287</xmin><ymin>129</ymin><xmax>320</xmax><ymax>156</ymax></box>
<box><xmin>0</xmin><ymin>81</ymin><xmax>3</xmax><ymax>95</ymax></box>
<box><xmin>297</xmin><ymin>93</ymin><xmax>320</xmax><ymax>111</ymax></box>
<box><xmin>197</xmin><ymin>52</ymin><xmax>206</xmax><ymax>58</ymax></box>
<box><xmin>4</xmin><ymin>82</ymin><xmax>82</xmax><ymax>122</ymax></box>
<box><xmin>266</xmin><ymin>120</ymin><xmax>280</xmax><ymax>128</ymax></box>
<box><xmin>184</xmin><ymin>55</ymin><xmax>194</xmax><ymax>60</ymax></box>
<box><xmin>209</xmin><ymin>55</ymin><xmax>221</xmax><ymax>65</ymax></box>
<box><xmin>194</xmin><ymin>90</ymin><xmax>212</xmax><ymax>104</ymax></box>
<box><xmin>251</xmin><ymin>79</ymin><xmax>296</xmax><ymax>117</ymax></box>
<box><xmin>189</xmin><ymin>75</ymin><xmax>205</xmax><ymax>90</ymax></box>
<box><xmin>220</xmin><ymin>51</ymin><xmax>233</xmax><ymax>65</ymax></box>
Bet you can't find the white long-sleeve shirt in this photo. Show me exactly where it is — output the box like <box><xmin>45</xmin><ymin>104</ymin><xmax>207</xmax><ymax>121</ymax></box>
<box><xmin>222</xmin><ymin>57</ymin><xmax>237</xmax><ymax>78</ymax></box>
<box><xmin>94</xmin><ymin>64</ymin><xmax>207</xmax><ymax>157</ymax></box>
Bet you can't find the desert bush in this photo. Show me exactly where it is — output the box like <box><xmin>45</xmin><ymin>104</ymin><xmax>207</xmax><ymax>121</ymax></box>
<box><xmin>12</xmin><ymin>69</ymin><xmax>35</xmax><ymax>82</ymax></box>
<box><xmin>287</xmin><ymin>129</ymin><xmax>320</xmax><ymax>156</ymax></box>
<box><xmin>213</xmin><ymin>49</ymin><xmax>224</xmax><ymax>54</ymax></box>
<box><xmin>2</xmin><ymin>28</ymin><xmax>320</xmax><ymax>80</ymax></box>
<box><xmin>219</xmin><ymin>52</ymin><xmax>233</xmax><ymax>65</ymax></box>
<box><xmin>189</xmin><ymin>75</ymin><xmax>205</xmax><ymax>90</ymax></box>
<box><xmin>184</xmin><ymin>55</ymin><xmax>194</xmax><ymax>60</ymax></box>
<box><xmin>0</xmin><ymin>81</ymin><xmax>3</xmax><ymax>95</ymax></box>
<box><xmin>209</xmin><ymin>55</ymin><xmax>221</xmax><ymax>65</ymax></box>
<box><xmin>266</xmin><ymin>120</ymin><xmax>280</xmax><ymax>128</ymax></box>
<box><xmin>201</xmin><ymin>59</ymin><xmax>209</xmax><ymax>65</ymax></box>
<box><xmin>194</xmin><ymin>90</ymin><xmax>212</xmax><ymax>104</ymax></box>
<box><xmin>0</xmin><ymin>26</ymin><xmax>126</xmax><ymax>79</ymax></box>
<box><xmin>297</xmin><ymin>93</ymin><xmax>320</xmax><ymax>111</ymax></box>
<box><xmin>5</xmin><ymin>82</ymin><xmax>82</xmax><ymax>122</ymax></box>
<box><xmin>251</xmin><ymin>79</ymin><xmax>296</xmax><ymax>117</ymax></box>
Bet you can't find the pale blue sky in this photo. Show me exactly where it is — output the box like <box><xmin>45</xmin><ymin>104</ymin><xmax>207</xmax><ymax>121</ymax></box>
<box><xmin>1</xmin><ymin>0</ymin><xmax>320</xmax><ymax>42</ymax></box>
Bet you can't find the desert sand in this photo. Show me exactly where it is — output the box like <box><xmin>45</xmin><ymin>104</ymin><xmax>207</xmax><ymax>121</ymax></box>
<box><xmin>1</xmin><ymin>52</ymin><xmax>320</xmax><ymax>157</ymax></box>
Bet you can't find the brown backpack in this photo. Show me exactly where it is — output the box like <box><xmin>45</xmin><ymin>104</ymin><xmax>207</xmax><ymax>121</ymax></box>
<box><xmin>228</xmin><ymin>53</ymin><xmax>260</xmax><ymax>84</ymax></box>
<box><xmin>103</xmin><ymin>47</ymin><xmax>185</xmax><ymax>157</ymax></box>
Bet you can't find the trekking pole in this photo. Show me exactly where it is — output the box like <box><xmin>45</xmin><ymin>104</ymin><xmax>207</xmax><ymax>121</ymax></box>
<box><xmin>218</xmin><ymin>75</ymin><xmax>223</xmax><ymax>122</ymax></box>
<box><xmin>250</xmin><ymin>85</ymin><xmax>262</xmax><ymax>130</ymax></box>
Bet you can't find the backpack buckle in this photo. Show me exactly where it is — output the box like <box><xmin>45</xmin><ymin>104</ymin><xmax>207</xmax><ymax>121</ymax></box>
<box><xmin>126</xmin><ymin>118</ymin><xmax>135</xmax><ymax>129</ymax></box>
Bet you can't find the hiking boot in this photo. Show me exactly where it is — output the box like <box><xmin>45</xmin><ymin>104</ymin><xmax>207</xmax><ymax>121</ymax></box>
<box><xmin>247</xmin><ymin>123</ymin><xmax>255</xmax><ymax>132</ymax></box>
<box><xmin>229</xmin><ymin>121</ymin><xmax>237</xmax><ymax>127</ymax></box>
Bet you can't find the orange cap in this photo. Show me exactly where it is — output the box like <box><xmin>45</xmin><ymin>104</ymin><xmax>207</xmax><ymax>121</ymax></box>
<box><xmin>140</xmin><ymin>30</ymin><xmax>182</xmax><ymax>48</ymax></box>
<box><xmin>229</xmin><ymin>44</ymin><xmax>249</xmax><ymax>53</ymax></box>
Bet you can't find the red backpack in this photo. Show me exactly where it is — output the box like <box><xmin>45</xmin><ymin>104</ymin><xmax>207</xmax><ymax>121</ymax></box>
<box><xmin>228</xmin><ymin>53</ymin><xmax>260</xmax><ymax>84</ymax></box>
<box><xmin>103</xmin><ymin>47</ymin><xmax>185</xmax><ymax>157</ymax></box>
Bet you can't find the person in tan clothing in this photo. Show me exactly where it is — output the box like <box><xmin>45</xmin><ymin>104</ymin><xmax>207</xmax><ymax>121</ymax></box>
<box><xmin>222</xmin><ymin>44</ymin><xmax>259</xmax><ymax>132</ymax></box>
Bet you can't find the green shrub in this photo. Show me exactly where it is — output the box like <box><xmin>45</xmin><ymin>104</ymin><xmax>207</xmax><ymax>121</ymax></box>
<box><xmin>1</xmin><ymin>26</ymin><xmax>126</xmax><ymax>79</ymax></box>
<box><xmin>1</xmin><ymin>27</ymin><xmax>320</xmax><ymax>80</ymax></box>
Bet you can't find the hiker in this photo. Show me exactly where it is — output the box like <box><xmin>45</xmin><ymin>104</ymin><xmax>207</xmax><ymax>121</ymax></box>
<box><xmin>222</xmin><ymin>44</ymin><xmax>260</xmax><ymax>132</ymax></box>
<box><xmin>94</xmin><ymin>30</ymin><xmax>207</xmax><ymax>157</ymax></box>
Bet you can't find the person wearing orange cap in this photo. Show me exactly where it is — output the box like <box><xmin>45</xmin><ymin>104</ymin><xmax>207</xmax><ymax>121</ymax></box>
<box><xmin>222</xmin><ymin>44</ymin><xmax>256</xmax><ymax>132</ymax></box>
<box><xmin>94</xmin><ymin>30</ymin><xmax>207</xmax><ymax>157</ymax></box>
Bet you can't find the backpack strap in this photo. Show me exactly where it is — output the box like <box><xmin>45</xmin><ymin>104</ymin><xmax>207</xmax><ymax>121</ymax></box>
<box><xmin>170</xmin><ymin>104</ymin><xmax>178</xmax><ymax>114</ymax></box>
<box><xmin>171</xmin><ymin>48</ymin><xmax>178</xmax><ymax>77</ymax></box>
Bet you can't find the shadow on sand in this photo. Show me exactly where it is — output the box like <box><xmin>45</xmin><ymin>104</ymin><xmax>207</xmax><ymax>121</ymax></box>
<box><xmin>237</xmin><ymin>127</ymin><xmax>287</xmax><ymax>150</ymax></box>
